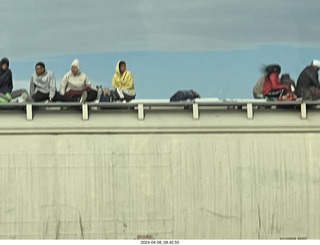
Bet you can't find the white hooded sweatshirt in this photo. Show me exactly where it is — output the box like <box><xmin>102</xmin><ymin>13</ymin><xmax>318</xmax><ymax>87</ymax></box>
<box><xmin>59</xmin><ymin>59</ymin><xmax>92</xmax><ymax>95</ymax></box>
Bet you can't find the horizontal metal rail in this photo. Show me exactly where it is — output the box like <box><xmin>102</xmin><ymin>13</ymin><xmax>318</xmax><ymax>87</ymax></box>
<box><xmin>0</xmin><ymin>99</ymin><xmax>318</xmax><ymax>121</ymax></box>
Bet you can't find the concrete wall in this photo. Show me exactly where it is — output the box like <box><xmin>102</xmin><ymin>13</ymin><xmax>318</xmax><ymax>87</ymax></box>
<box><xmin>1</xmin><ymin>128</ymin><xmax>319</xmax><ymax>239</ymax></box>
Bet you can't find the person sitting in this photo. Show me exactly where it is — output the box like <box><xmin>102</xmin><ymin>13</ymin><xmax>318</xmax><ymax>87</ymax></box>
<box><xmin>30</xmin><ymin>62</ymin><xmax>60</xmax><ymax>102</ymax></box>
<box><xmin>59</xmin><ymin>59</ymin><xmax>97</xmax><ymax>103</ymax></box>
<box><xmin>0</xmin><ymin>57</ymin><xmax>30</xmax><ymax>103</ymax></box>
<box><xmin>280</xmin><ymin>74</ymin><xmax>296</xmax><ymax>94</ymax></box>
<box><xmin>100</xmin><ymin>60</ymin><xmax>136</xmax><ymax>102</ymax></box>
<box><xmin>262</xmin><ymin>64</ymin><xmax>290</xmax><ymax>100</ymax></box>
<box><xmin>296</xmin><ymin>60</ymin><xmax>320</xmax><ymax>100</ymax></box>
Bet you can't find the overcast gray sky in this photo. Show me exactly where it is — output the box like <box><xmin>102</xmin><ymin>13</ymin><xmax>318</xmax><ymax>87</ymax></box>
<box><xmin>1</xmin><ymin>0</ymin><xmax>320</xmax><ymax>59</ymax></box>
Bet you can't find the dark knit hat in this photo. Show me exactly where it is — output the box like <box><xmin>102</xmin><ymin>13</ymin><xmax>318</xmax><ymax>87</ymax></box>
<box><xmin>266</xmin><ymin>64</ymin><xmax>281</xmax><ymax>74</ymax></box>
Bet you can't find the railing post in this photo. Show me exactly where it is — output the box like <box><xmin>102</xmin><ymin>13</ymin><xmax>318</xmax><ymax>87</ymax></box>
<box><xmin>26</xmin><ymin>104</ymin><xmax>33</xmax><ymax>121</ymax></box>
<box><xmin>82</xmin><ymin>104</ymin><xmax>89</xmax><ymax>120</ymax></box>
<box><xmin>193</xmin><ymin>103</ymin><xmax>199</xmax><ymax>120</ymax></box>
<box><xmin>247</xmin><ymin>103</ymin><xmax>253</xmax><ymax>119</ymax></box>
<box><xmin>301</xmin><ymin>102</ymin><xmax>307</xmax><ymax>119</ymax></box>
<box><xmin>138</xmin><ymin>104</ymin><xmax>144</xmax><ymax>120</ymax></box>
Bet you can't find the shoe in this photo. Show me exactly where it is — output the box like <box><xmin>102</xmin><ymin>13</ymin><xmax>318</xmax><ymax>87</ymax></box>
<box><xmin>21</xmin><ymin>92</ymin><xmax>29</xmax><ymax>101</ymax></box>
<box><xmin>80</xmin><ymin>91</ymin><xmax>87</xmax><ymax>103</ymax></box>
<box><xmin>9</xmin><ymin>99</ymin><xmax>19</xmax><ymax>103</ymax></box>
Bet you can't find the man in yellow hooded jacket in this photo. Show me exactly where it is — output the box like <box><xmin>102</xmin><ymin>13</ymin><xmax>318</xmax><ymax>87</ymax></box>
<box><xmin>100</xmin><ymin>60</ymin><xmax>136</xmax><ymax>102</ymax></box>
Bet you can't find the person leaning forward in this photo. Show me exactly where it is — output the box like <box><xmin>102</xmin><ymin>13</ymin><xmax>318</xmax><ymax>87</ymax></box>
<box><xmin>296</xmin><ymin>60</ymin><xmax>320</xmax><ymax>100</ymax></box>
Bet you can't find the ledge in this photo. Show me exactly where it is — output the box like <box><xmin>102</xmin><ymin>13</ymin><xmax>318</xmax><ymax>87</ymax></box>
<box><xmin>0</xmin><ymin>99</ymin><xmax>320</xmax><ymax>134</ymax></box>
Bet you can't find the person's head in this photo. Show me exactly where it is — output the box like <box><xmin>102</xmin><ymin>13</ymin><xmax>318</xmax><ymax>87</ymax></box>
<box><xmin>311</xmin><ymin>60</ymin><xmax>320</xmax><ymax>71</ymax></box>
<box><xmin>1</xmin><ymin>57</ymin><xmax>9</xmax><ymax>71</ymax></box>
<box><xmin>280</xmin><ymin>73</ymin><xmax>291</xmax><ymax>83</ymax></box>
<box><xmin>71</xmin><ymin>59</ymin><xmax>80</xmax><ymax>75</ymax></box>
<box><xmin>35</xmin><ymin>62</ymin><xmax>45</xmax><ymax>76</ymax></box>
<box><xmin>119</xmin><ymin>61</ymin><xmax>126</xmax><ymax>74</ymax></box>
<box><xmin>265</xmin><ymin>64</ymin><xmax>281</xmax><ymax>78</ymax></box>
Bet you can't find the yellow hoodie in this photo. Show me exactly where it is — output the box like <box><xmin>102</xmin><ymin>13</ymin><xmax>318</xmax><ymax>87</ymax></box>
<box><xmin>112</xmin><ymin>61</ymin><xmax>135</xmax><ymax>93</ymax></box>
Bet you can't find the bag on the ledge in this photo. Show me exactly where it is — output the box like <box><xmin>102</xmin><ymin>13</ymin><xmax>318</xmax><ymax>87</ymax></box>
<box><xmin>170</xmin><ymin>90</ymin><xmax>200</xmax><ymax>102</ymax></box>
<box><xmin>277</xmin><ymin>92</ymin><xmax>297</xmax><ymax>101</ymax></box>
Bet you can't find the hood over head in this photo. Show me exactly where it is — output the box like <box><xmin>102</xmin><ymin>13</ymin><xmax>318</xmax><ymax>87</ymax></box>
<box><xmin>115</xmin><ymin>60</ymin><xmax>126</xmax><ymax>74</ymax></box>
<box><xmin>0</xmin><ymin>57</ymin><xmax>9</xmax><ymax>68</ymax></box>
<box><xmin>71</xmin><ymin>59</ymin><xmax>80</xmax><ymax>70</ymax></box>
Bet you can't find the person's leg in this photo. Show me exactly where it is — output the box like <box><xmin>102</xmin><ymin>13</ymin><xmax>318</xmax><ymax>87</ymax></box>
<box><xmin>32</xmin><ymin>91</ymin><xmax>50</xmax><ymax>102</ymax></box>
<box><xmin>110</xmin><ymin>90</ymin><xmax>118</xmax><ymax>101</ymax></box>
<box><xmin>99</xmin><ymin>93</ymin><xmax>111</xmax><ymax>102</ymax></box>
<box><xmin>310</xmin><ymin>86</ymin><xmax>320</xmax><ymax>100</ymax></box>
<box><xmin>265</xmin><ymin>89</ymin><xmax>286</xmax><ymax>98</ymax></box>
<box><xmin>86</xmin><ymin>90</ymin><xmax>98</xmax><ymax>102</ymax></box>
<box><xmin>53</xmin><ymin>93</ymin><xmax>78</xmax><ymax>102</ymax></box>
<box><xmin>123</xmin><ymin>92</ymin><xmax>136</xmax><ymax>102</ymax></box>
<box><xmin>0</xmin><ymin>92</ymin><xmax>10</xmax><ymax>102</ymax></box>
<box><xmin>115</xmin><ymin>88</ymin><xmax>136</xmax><ymax>102</ymax></box>
<box><xmin>11</xmin><ymin>89</ymin><xmax>33</xmax><ymax>102</ymax></box>
<box><xmin>10</xmin><ymin>89</ymin><xmax>28</xmax><ymax>99</ymax></box>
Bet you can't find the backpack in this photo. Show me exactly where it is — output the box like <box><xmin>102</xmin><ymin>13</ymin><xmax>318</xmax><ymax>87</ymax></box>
<box><xmin>252</xmin><ymin>73</ymin><xmax>267</xmax><ymax>98</ymax></box>
<box><xmin>170</xmin><ymin>90</ymin><xmax>200</xmax><ymax>102</ymax></box>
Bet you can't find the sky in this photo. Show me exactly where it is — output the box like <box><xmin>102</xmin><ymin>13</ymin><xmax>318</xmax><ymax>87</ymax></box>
<box><xmin>1</xmin><ymin>0</ymin><xmax>320</xmax><ymax>99</ymax></box>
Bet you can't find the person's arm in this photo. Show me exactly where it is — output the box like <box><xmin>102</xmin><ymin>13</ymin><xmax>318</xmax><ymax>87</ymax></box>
<box><xmin>112</xmin><ymin>74</ymin><xmax>119</xmax><ymax>88</ymax></box>
<box><xmin>305</xmin><ymin>69</ymin><xmax>320</xmax><ymax>88</ymax></box>
<box><xmin>59</xmin><ymin>73</ymin><xmax>68</xmax><ymax>95</ymax></box>
<box><xmin>270</xmin><ymin>73</ymin><xmax>289</xmax><ymax>90</ymax></box>
<box><xmin>29</xmin><ymin>75</ymin><xmax>35</xmax><ymax>98</ymax></box>
<box><xmin>84</xmin><ymin>74</ymin><xmax>91</xmax><ymax>87</ymax></box>
<box><xmin>49</xmin><ymin>72</ymin><xmax>56</xmax><ymax>100</ymax></box>
<box><xmin>122</xmin><ymin>71</ymin><xmax>134</xmax><ymax>90</ymax></box>
<box><xmin>8</xmin><ymin>70</ymin><xmax>13</xmax><ymax>93</ymax></box>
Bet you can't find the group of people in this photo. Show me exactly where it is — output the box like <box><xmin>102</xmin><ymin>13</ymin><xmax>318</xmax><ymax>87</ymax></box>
<box><xmin>0</xmin><ymin>58</ymin><xmax>136</xmax><ymax>103</ymax></box>
<box><xmin>253</xmin><ymin>59</ymin><xmax>320</xmax><ymax>101</ymax></box>
<box><xmin>3</xmin><ymin>56</ymin><xmax>320</xmax><ymax>104</ymax></box>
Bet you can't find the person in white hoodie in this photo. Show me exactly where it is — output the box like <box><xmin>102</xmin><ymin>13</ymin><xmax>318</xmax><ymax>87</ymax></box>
<box><xmin>59</xmin><ymin>59</ymin><xmax>97</xmax><ymax>102</ymax></box>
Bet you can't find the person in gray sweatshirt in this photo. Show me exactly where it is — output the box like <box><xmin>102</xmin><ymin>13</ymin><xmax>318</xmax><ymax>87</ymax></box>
<box><xmin>30</xmin><ymin>62</ymin><xmax>57</xmax><ymax>102</ymax></box>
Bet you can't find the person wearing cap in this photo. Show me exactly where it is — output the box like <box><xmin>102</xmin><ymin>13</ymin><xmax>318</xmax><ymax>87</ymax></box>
<box><xmin>100</xmin><ymin>60</ymin><xmax>136</xmax><ymax>102</ymax></box>
<box><xmin>296</xmin><ymin>60</ymin><xmax>320</xmax><ymax>100</ymax></box>
<box><xmin>262</xmin><ymin>64</ymin><xmax>290</xmax><ymax>99</ymax></box>
<box><xmin>0</xmin><ymin>57</ymin><xmax>30</xmax><ymax>103</ymax></box>
<box><xmin>58</xmin><ymin>59</ymin><xmax>97</xmax><ymax>102</ymax></box>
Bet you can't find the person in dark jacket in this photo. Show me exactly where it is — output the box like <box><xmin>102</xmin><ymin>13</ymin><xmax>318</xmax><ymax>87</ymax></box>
<box><xmin>296</xmin><ymin>60</ymin><xmax>320</xmax><ymax>100</ymax></box>
<box><xmin>0</xmin><ymin>57</ymin><xmax>30</xmax><ymax>102</ymax></box>
<box><xmin>0</xmin><ymin>57</ymin><xmax>13</xmax><ymax>94</ymax></box>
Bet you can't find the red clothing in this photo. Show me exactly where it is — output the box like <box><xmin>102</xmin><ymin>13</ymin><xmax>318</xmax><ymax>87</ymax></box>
<box><xmin>262</xmin><ymin>72</ymin><xmax>290</xmax><ymax>95</ymax></box>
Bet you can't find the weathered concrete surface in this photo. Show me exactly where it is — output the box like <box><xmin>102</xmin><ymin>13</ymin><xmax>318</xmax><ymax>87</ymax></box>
<box><xmin>0</xmin><ymin>108</ymin><xmax>319</xmax><ymax>239</ymax></box>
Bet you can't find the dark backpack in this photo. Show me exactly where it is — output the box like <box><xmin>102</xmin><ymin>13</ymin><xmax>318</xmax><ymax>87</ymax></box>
<box><xmin>170</xmin><ymin>90</ymin><xmax>200</xmax><ymax>102</ymax></box>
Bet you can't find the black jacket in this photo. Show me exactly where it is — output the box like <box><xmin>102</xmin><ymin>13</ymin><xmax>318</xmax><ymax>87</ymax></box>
<box><xmin>296</xmin><ymin>66</ymin><xmax>319</xmax><ymax>99</ymax></box>
<box><xmin>0</xmin><ymin>57</ymin><xmax>13</xmax><ymax>94</ymax></box>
